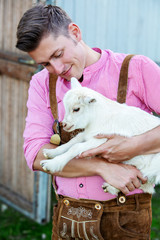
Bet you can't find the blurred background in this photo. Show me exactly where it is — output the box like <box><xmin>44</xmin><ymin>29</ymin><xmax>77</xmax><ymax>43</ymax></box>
<box><xmin>0</xmin><ymin>0</ymin><xmax>160</xmax><ymax>239</ymax></box>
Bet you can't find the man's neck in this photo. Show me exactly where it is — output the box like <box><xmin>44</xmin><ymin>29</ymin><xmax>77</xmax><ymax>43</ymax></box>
<box><xmin>83</xmin><ymin>42</ymin><xmax>101</xmax><ymax>68</ymax></box>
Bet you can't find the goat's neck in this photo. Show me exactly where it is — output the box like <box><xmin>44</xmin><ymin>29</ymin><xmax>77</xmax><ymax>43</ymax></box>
<box><xmin>89</xmin><ymin>98</ymin><xmax>120</xmax><ymax>125</ymax></box>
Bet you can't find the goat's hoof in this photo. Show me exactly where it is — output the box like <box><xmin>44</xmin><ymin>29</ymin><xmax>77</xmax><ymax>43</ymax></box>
<box><xmin>40</xmin><ymin>159</ymin><xmax>61</xmax><ymax>173</ymax></box>
<box><xmin>40</xmin><ymin>161</ymin><xmax>49</xmax><ymax>172</ymax></box>
<box><xmin>40</xmin><ymin>161</ymin><xmax>52</xmax><ymax>172</ymax></box>
<box><xmin>43</xmin><ymin>149</ymin><xmax>49</xmax><ymax>158</ymax></box>
<box><xmin>102</xmin><ymin>182</ymin><xmax>119</xmax><ymax>195</ymax></box>
<box><xmin>102</xmin><ymin>182</ymin><xmax>109</xmax><ymax>193</ymax></box>
<box><xmin>43</xmin><ymin>149</ymin><xmax>57</xmax><ymax>159</ymax></box>
<box><xmin>103</xmin><ymin>187</ymin><xmax>108</xmax><ymax>193</ymax></box>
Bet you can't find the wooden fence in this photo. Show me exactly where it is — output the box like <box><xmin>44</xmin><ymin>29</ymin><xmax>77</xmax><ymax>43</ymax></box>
<box><xmin>0</xmin><ymin>0</ymin><xmax>51</xmax><ymax>223</ymax></box>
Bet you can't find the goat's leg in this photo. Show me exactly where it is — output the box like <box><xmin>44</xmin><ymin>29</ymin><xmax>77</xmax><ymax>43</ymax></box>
<box><xmin>139</xmin><ymin>182</ymin><xmax>155</xmax><ymax>194</ymax></box>
<box><xmin>102</xmin><ymin>182</ymin><xmax>120</xmax><ymax>195</ymax></box>
<box><xmin>41</xmin><ymin>137</ymin><xmax>107</xmax><ymax>173</ymax></box>
<box><xmin>43</xmin><ymin>132</ymin><xmax>85</xmax><ymax>159</ymax></box>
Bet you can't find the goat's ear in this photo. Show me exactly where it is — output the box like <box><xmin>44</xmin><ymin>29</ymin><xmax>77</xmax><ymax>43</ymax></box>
<box><xmin>71</xmin><ymin>77</ymin><xmax>82</xmax><ymax>89</ymax></box>
<box><xmin>84</xmin><ymin>96</ymin><xmax>96</xmax><ymax>105</ymax></box>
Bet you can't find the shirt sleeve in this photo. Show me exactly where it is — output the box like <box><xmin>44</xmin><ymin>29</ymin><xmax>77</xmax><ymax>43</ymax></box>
<box><xmin>23</xmin><ymin>71</ymin><xmax>54</xmax><ymax>170</ymax></box>
<box><xmin>136</xmin><ymin>55</ymin><xmax>160</xmax><ymax>114</ymax></box>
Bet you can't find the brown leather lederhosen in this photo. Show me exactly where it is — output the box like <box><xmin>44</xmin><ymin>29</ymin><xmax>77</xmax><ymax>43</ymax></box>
<box><xmin>49</xmin><ymin>55</ymin><xmax>152</xmax><ymax>240</ymax></box>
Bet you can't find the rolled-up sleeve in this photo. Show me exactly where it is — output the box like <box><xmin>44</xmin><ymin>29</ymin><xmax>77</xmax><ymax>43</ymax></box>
<box><xmin>23</xmin><ymin>70</ymin><xmax>54</xmax><ymax>170</ymax></box>
<box><xmin>136</xmin><ymin>56</ymin><xmax>160</xmax><ymax>114</ymax></box>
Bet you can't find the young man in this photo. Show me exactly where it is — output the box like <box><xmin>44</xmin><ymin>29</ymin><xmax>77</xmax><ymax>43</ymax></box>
<box><xmin>16</xmin><ymin>4</ymin><xmax>160</xmax><ymax>240</ymax></box>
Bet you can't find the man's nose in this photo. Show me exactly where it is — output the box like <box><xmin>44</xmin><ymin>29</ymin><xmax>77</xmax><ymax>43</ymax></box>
<box><xmin>50</xmin><ymin>59</ymin><xmax>64</xmax><ymax>75</ymax></box>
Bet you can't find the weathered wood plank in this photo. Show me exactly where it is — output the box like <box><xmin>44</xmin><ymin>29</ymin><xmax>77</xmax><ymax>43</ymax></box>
<box><xmin>0</xmin><ymin>50</ymin><xmax>37</xmax><ymax>66</ymax></box>
<box><xmin>0</xmin><ymin>0</ymin><xmax>3</xmax><ymax>48</ymax></box>
<box><xmin>0</xmin><ymin>59</ymin><xmax>37</xmax><ymax>82</ymax></box>
<box><xmin>0</xmin><ymin>184</ymin><xmax>33</xmax><ymax>212</ymax></box>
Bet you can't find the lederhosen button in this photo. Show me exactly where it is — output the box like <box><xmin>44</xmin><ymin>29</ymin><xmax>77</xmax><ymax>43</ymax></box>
<box><xmin>95</xmin><ymin>203</ymin><xmax>102</xmax><ymax>210</ymax></box>
<box><xmin>118</xmin><ymin>195</ymin><xmax>126</xmax><ymax>204</ymax></box>
<box><xmin>63</xmin><ymin>199</ymin><xmax>70</xmax><ymax>206</ymax></box>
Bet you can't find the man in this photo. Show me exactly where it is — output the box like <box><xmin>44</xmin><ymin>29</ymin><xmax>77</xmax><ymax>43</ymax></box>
<box><xmin>16</xmin><ymin>4</ymin><xmax>160</xmax><ymax>239</ymax></box>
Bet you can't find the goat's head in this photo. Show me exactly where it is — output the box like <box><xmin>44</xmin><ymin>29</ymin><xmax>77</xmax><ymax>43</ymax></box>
<box><xmin>62</xmin><ymin>78</ymin><xmax>97</xmax><ymax>132</ymax></box>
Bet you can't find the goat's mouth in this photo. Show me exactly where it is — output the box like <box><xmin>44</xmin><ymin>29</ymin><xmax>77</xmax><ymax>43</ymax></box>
<box><xmin>63</xmin><ymin>125</ymin><xmax>74</xmax><ymax>132</ymax></box>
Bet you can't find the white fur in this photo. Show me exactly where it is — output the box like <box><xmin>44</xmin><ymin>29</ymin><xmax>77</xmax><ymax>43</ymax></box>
<box><xmin>41</xmin><ymin>77</ymin><xmax>160</xmax><ymax>195</ymax></box>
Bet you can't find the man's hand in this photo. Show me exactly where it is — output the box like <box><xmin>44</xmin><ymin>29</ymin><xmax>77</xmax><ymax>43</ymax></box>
<box><xmin>97</xmin><ymin>161</ymin><xmax>147</xmax><ymax>195</ymax></box>
<box><xmin>79</xmin><ymin>134</ymin><xmax>139</xmax><ymax>163</ymax></box>
<box><xmin>79</xmin><ymin>125</ymin><xmax>160</xmax><ymax>162</ymax></box>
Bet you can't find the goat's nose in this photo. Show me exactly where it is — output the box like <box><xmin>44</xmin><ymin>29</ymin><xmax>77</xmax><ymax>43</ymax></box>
<box><xmin>62</xmin><ymin>122</ymin><xmax>67</xmax><ymax>128</ymax></box>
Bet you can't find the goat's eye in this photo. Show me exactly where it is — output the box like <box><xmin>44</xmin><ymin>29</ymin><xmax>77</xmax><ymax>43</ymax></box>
<box><xmin>73</xmin><ymin>107</ymin><xmax>80</xmax><ymax>112</ymax></box>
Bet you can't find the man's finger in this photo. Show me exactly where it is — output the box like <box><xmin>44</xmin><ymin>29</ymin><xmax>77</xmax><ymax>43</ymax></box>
<box><xmin>137</xmin><ymin>172</ymin><xmax>148</xmax><ymax>184</ymax></box>
<box><xmin>79</xmin><ymin>146</ymin><xmax>104</xmax><ymax>158</ymax></box>
<box><xmin>95</xmin><ymin>134</ymin><xmax>113</xmax><ymax>139</ymax></box>
<box><xmin>120</xmin><ymin>186</ymin><xmax>130</xmax><ymax>195</ymax></box>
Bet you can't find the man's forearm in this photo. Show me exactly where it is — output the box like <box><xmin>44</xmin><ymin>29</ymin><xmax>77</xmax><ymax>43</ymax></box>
<box><xmin>133</xmin><ymin>125</ymin><xmax>160</xmax><ymax>155</ymax></box>
<box><xmin>33</xmin><ymin>143</ymin><xmax>57</xmax><ymax>172</ymax></box>
<box><xmin>33</xmin><ymin>143</ymin><xmax>100</xmax><ymax>177</ymax></box>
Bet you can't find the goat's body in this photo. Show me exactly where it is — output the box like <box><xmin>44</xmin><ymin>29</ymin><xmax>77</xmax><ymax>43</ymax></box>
<box><xmin>41</xmin><ymin>79</ymin><xmax>160</xmax><ymax>195</ymax></box>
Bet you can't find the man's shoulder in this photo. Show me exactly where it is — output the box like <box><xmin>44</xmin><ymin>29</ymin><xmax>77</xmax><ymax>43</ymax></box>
<box><xmin>103</xmin><ymin>49</ymin><xmax>127</xmax><ymax>65</ymax></box>
<box><xmin>32</xmin><ymin>68</ymin><xmax>49</xmax><ymax>80</ymax></box>
<box><xmin>29</xmin><ymin>68</ymin><xmax>50</xmax><ymax>91</ymax></box>
<box><xmin>103</xmin><ymin>49</ymin><xmax>150</xmax><ymax>63</ymax></box>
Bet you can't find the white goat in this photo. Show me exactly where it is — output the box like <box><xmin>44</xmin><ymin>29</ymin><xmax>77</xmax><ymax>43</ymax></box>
<box><xmin>41</xmin><ymin>77</ymin><xmax>160</xmax><ymax>195</ymax></box>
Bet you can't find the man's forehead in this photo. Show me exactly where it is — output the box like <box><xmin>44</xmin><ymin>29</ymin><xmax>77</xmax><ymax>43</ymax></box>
<box><xmin>28</xmin><ymin>35</ymin><xmax>62</xmax><ymax>63</ymax></box>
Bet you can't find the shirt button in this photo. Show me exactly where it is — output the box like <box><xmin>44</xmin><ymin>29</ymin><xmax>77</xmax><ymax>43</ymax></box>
<box><xmin>79</xmin><ymin>183</ymin><xmax>84</xmax><ymax>188</ymax></box>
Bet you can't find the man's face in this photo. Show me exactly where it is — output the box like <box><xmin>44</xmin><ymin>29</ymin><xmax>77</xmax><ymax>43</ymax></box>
<box><xmin>28</xmin><ymin>24</ymin><xmax>86</xmax><ymax>80</ymax></box>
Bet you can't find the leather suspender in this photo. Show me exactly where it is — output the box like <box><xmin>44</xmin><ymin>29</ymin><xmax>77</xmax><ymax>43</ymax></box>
<box><xmin>117</xmin><ymin>54</ymin><xmax>135</xmax><ymax>103</ymax></box>
<box><xmin>49</xmin><ymin>73</ymin><xmax>59</xmax><ymax>120</ymax></box>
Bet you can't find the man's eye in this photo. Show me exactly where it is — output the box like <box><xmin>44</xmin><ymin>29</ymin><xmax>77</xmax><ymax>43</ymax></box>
<box><xmin>54</xmin><ymin>51</ymin><xmax>62</xmax><ymax>58</ymax></box>
<box><xmin>42</xmin><ymin>63</ymin><xmax>50</xmax><ymax>67</ymax></box>
<box><xmin>73</xmin><ymin>107</ymin><xmax>80</xmax><ymax>112</ymax></box>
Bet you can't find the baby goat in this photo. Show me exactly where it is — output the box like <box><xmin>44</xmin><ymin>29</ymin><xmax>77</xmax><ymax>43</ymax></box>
<box><xmin>41</xmin><ymin>77</ymin><xmax>160</xmax><ymax>195</ymax></box>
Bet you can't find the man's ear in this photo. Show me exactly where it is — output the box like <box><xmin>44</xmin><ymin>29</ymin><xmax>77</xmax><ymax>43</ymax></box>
<box><xmin>71</xmin><ymin>77</ymin><xmax>82</xmax><ymax>89</ymax></box>
<box><xmin>68</xmin><ymin>23</ymin><xmax>82</xmax><ymax>41</ymax></box>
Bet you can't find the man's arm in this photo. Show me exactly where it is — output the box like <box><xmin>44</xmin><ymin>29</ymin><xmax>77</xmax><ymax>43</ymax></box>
<box><xmin>33</xmin><ymin>143</ymin><xmax>147</xmax><ymax>195</ymax></box>
<box><xmin>79</xmin><ymin>125</ymin><xmax>160</xmax><ymax>163</ymax></box>
<box><xmin>79</xmin><ymin>56</ymin><xmax>160</xmax><ymax>162</ymax></box>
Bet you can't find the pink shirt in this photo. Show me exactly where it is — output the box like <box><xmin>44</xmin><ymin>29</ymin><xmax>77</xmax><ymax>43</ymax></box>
<box><xmin>24</xmin><ymin>49</ymin><xmax>160</xmax><ymax>200</ymax></box>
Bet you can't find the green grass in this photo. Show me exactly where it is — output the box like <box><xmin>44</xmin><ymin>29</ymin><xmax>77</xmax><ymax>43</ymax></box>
<box><xmin>0</xmin><ymin>205</ymin><xmax>52</xmax><ymax>240</ymax></box>
<box><xmin>0</xmin><ymin>187</ymin><xmax>160</xmax><ymax>240</ymax></box>
<box><xmin>151</xmin><ymin>186</ymin><xmax>160</xmax><ymax>240</ymax></box>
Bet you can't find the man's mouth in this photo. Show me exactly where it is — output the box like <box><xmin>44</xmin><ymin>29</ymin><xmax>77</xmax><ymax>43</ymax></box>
<box><xmin>62</xmin><ymin>66</ymin><xmax>72</xmax><ymax>78</ymax></box>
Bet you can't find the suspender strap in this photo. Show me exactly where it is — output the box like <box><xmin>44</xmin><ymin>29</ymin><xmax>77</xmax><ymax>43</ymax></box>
<box><xmin>117</xmin><ymin>54</ymin><xmax>135</xmax><ymax>103</ymax></box>
<box><xmin>49</xmin><ymin>74</ymin><xmax>59</xmax><ymax>200</ymax></box>
<box><xmin>49</xmin><ymin>73</ymin><xmax>58</xmax><ymax>120</ymax></box>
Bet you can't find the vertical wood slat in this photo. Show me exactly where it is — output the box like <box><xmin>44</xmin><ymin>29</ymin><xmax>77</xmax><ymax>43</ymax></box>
<box><xmin>0</xmin><ymin>0</ymin><xmax>34</xmax><ymax>208</ymax></box>
<box><xmin>0</xmin><ymin>1</ymin><xmax>3</xmax><ymax>48</ymax></box>
<box><xmin>0</xmin><ymin>75</ymin><xmax>33</xmax><ymax>200</ymax></box>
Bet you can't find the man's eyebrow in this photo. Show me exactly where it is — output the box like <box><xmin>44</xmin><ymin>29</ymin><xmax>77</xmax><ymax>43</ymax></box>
<box><xmin>38</xmin><ymin>49</ymin><xmax>60</xmax><ymax>65</ymax></box>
